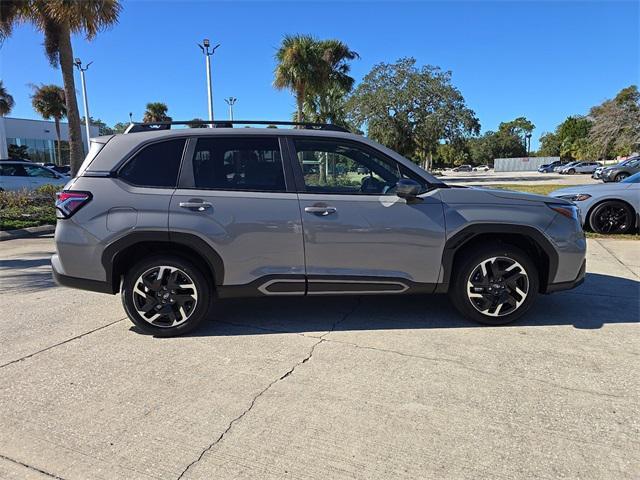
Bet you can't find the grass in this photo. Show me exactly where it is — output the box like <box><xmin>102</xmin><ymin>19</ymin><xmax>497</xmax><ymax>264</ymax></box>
<box><xmin>489</xmin><ymin>183</ymin><xmax>639</xmax><ymax>240</ymax></box>
<box><xmin>0</xmin><ymin>185</ymin><xmax>58</xmax><ymax>231</ymax></box>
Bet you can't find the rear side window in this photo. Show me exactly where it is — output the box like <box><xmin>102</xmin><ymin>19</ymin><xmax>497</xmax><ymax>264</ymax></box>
<box><xmin>192</xmin><ymin>137</ymin><xmax>285</xmax><ymax>191</ymax></box>
<box><xmin>1</xmin><ymin>164</ymin><xmax>27</xmax><ymax>176</ymax></box>
<box><xmin>119</xmin><ymin>139</ymin><xmax>186</xmax><ymax>187</ymax></box>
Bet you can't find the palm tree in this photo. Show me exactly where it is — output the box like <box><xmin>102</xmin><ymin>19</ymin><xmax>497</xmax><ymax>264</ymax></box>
<box><xmin>143</xmin><ymin>102</ymin><xmax>172</xmax><ymax>123</ymax></box>
<box><xmin>31</xmin><ymin>84</ymin><xmax>67</xmax><ymax>164</ymax></box>
<box><xmin>274</xmin><ymin>35</ymin><xmax>358</xmax><ymax>123</ymax></box>
<box><xmin>0</xmin><ymin>81</ymin><xmax>15</xmax><ymax>116</ymax></box>
<box><xmin>0</xmin><ymin>0</ymin><xmax>122</xmax><ymax>174</ymax></box>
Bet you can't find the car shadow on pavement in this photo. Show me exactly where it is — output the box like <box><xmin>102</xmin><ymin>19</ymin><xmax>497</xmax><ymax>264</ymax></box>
<box><xmin>180</xmin><ymin>273</ymin><xmax>639</xmax><ymax>338</ymax></box>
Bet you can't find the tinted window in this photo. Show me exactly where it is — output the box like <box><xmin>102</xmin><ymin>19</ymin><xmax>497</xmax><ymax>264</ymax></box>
<box><xmin>0</xmin><ymin>164</ymin><xmax>27</xmax><ymax>176</ymax></box>
<box><xmin>119</xmin><ymin>139</ymin><xmax>186</xmax><ymax>187</ymax></box>
<box><xmin>294</xmin><ymin>138</ymin><xmax>426</xmax><ymax>195</ymax></box>
<box><xmin>192</xmin><ymin>137</ymin><xmax>285</xmax><ymax>191</ymax></box>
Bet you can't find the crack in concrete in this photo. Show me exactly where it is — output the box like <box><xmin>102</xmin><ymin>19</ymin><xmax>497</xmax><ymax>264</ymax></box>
<box><xmin>595</xmin><ymin>239</ymin><xmax>639</xmax><ymax>280</ymax></box>
<box><xmin>0</xmin><ymin>453</ymin><xmax>66</xmax><ymax>479</ymax></box>
<box><xmin>176</xmin><ymin>299</ymin><xmax>361</xmax><ymax>480</ymax></box>
<box><xmin>0</xmin><ymin>318</ymin><xmax>127</xmax><ymax>370</ymax></box>
<box><xmin>218</xmin><ymin>313</ymin><xmax>625</xmax><ymax>400</ymax></box>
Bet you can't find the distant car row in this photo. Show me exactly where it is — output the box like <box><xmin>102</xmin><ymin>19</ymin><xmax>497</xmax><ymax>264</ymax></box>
<box><xmin>450</xmin><ymin>164</ymin><xmax>492</xmax><ymax>172</ymax></box>
<box><xmin>538</xmin><ymin>156</ymin><xmax>640</xmax><ymax>182</ymax></box>
<box><xmin>0</xmin><ymin>159</ymin><xmax>70</xmax><ymax>191</ymax></box>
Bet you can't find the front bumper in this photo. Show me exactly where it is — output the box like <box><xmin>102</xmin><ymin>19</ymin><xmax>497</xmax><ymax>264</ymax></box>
<box><xmin>545</xmin><ymin>259</ymin><xmax>586</xmax><ymax>293</ymax></box>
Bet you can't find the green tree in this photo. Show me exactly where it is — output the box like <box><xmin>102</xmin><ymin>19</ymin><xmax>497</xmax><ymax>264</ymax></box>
<box><xmin>468</xmin><ymin>126</ymin><xmax>527</xmax><ymax>165</ymax></box>
<box><xmin>588</xmin><ymin>85</ymin><xmax>640</xmax><ymax>158</ymax></box>
<box><xmin>274</xmin><ymin>34</ymin><xmax>358</xmax><ymax>123</ymax></box>
<box><xmin>187</xmin><ymin>118</ymin><xmax>208</xmax><ymax>128</ymax></box>
<box><xmin>81</xmin><ymin>116</ymin><xmax>114</xmax><ymax>136</ymax></box>
<box><xmin>0</xmin><ymin>0</ymin><xmax>122</xmax><ymax>174</ymax></box>
<box><xmin>348</xmin><ymin>58</ymin><xmax>480</xmax><ymax>169</ymax></box>
<box><xmin>31</xmin><ymin>84</ymin><xmax>66</xmax><ymax>164</ymax></box>
<box><xmin>538</xmin><ymin>131</ymin><xmax>561</xmax><ymax>157</ymax></box>
<box><xmin>0</xmin><ymin>81</ymin><xmax>15</xmax><ymax>116</ymax></box>
<box><xmin>498</xmin><ymin>117</ymin><xmax>535</xmax><ymax>146</ymax></box>
<box><xmin>143</xmin><ymin>102</ymin><xmax>172</xmax><ymax>123</ymax></box>
<box><xmin>112</xmin><ymin>122</ymin><xmax>130</xmax><ymax>134</ymax></box>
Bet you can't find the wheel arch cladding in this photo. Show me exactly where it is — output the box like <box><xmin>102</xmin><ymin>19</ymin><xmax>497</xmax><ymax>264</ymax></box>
<box><xmin>102</xmin><ymin>231</ymin><xmax>224</xmax><ymax>293</ymax></box>
<box><xmin>437</xmin><ymin>224</ymin><xmax>558</xmax><ymax>294</ymax></box>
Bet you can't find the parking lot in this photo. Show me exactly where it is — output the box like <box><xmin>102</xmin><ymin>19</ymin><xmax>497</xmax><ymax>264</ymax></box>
<box><xmin>0</xmin><ymin>233</ymin><xmax>638</xmax><ymax>479</ymax></box>
<box><xmin>439</xmin><ymin>170</ymin><xmax>603</xmax><ymax>186</ymax></box>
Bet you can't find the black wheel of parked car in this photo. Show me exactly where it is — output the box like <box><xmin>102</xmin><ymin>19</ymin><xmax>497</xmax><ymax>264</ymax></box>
<box><xmin>588</xmin><ymin>201</ymin><xmax>634</xmax><ymax>234</ymax></box>
<box><xmin>449</xmin><ymin>245</ymin><xmax>539</xmax><ymax>326</ymax></box>
<box><xmin>615</xmin><ymin>172</ymin><xmax>630</xmax><ymax>182</ymax></box>
<box><xmin>121</xmin><ymin>255</ymin><xmax>212</xmax><ymax>337</ymax></box>
<box><xmin>567</xmin><ymin>168</ymin><xmax>576</xmax><ymax>174</ymax></box>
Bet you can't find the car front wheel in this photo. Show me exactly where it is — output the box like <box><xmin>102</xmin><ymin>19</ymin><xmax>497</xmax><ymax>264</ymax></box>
<box><xmin>449</xmin><ymin>246</ymin><xmax>539</xmax><ymax>325</ymax></box>
<box><xmin>121</xmin><ymin>255</ymin><xmax>212</xmax><ymax>336</ymax></box>
<box><xmin>588</xmin><ymin>201</ymin><xmax>634</xmax><ymax>234</ymax></box>
<box><xmin>615</xmin><ymin>172</ymin><xmax>629</xmax><ymax>182</ymax></box>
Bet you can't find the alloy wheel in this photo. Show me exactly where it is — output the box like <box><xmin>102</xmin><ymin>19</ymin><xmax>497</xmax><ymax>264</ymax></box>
<box><xmin>467</xmin><ymin>256</ymin><xmax>529</xmax><ymax>317</ymax></box>
<box><xmin>592</xmin><ymin>204</ymin><xmax>631</xmax><ymax>233</ymax></box>
<box><xmin>132</xmin><ymin>266</ymin><xmax>198</xmax><ymax>328</ymax></box>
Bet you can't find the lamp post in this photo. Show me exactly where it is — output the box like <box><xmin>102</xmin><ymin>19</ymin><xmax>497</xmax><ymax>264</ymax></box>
<box><xmin>525</xmin><ymin>133</ymin><xmax>533</xmax><ymax>157</ymax></box>
<box><xmin>224</xmin><ymin>97</ymin><xmax>237</xmax><ymax>121</ymax></box>
<box><xmin>197</xmin><ymin>39</ymin><xmax>220</xmax><ymax>127</ymax></box>
<box><xmin>74</xmin><ymin>58</ymin><xmax>93</xmax><ymax>151</ymax></box>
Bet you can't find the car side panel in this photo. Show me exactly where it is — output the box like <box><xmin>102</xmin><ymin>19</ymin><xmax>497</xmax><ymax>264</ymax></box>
<box><xmin>53</xmin><ymin>177</ymin><xmax>174</xmax><ymax>282</ymax></box>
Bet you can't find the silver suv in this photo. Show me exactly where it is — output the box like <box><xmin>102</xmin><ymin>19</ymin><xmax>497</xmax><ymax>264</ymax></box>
<box><xmin>52</xmin><ymin>121</ymin><xmax>586</xmax><ymax>336</ymax></box>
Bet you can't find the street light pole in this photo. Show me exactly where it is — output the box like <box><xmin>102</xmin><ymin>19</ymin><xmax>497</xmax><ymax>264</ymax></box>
<box><xmin>74</xmin><ymin>58</ymin><xmax>93</xmax><ymax>152</ymax></box>
<box><xmin>224</xmin><ymin>97</ymin><xmax>237</xmax><ymax>121</ymax></box>
<box><xmin>525</xmin><ymin>133</ymin><xmax>532</xmax><ymax>157</ymax></box>
<box><xmin>198</xmin><ymin>39</ymin><xmax>220</xmax><ymax>127</ymax></box>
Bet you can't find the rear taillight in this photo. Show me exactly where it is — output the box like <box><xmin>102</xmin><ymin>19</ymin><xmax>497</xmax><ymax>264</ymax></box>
<box><xmin>55</xmin><ymin>191</ymin><xmax>92</xmax><ymax>218</ymax></box>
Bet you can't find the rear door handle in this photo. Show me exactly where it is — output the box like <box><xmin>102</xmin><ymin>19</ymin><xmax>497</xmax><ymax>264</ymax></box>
<box><xmin>179</xmin><ymin>201</ymin><xmax>212</xmax><ymax>212</ymax></box>
<box><xmin>304</xmin><ymin>206</ymin><xmax>337</xmax><ymax>216</ymax></box>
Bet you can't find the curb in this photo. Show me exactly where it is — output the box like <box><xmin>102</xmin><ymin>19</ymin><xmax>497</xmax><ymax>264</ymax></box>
<box><xmin>0</xmin><ymin>224</ymin><xmax>56</xmax><ymax>241</ymax></box>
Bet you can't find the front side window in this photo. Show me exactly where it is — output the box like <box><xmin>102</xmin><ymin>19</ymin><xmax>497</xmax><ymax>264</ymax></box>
<box><xmin>294</xmin><ymin>139</ymin><xmax>425</xmax><ymax>195</ymax></box>
<box><xmin>24</xmin><ymin>165</ymin><xmax>57</xmax><ymax>178</ymax></box>
<box><xmin>192</xmin><ymin>137</ymin><xmax>285</xmax><ymax>191</ymax></box>
<box><xmin>119</xmin><ymin>139</ymin><xmax>185</xmax><ymax>188</ymax></box>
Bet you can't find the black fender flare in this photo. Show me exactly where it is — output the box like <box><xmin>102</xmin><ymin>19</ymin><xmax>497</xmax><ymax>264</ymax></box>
<box><xmin>101</xmin><ymin>231</ymin><xmax>225</xmax><ymax>293</ymax></box>
<box><xmin>435</xmin><ymin>223</ymin><xmax>558</xmax><ymax>293</ymax></box>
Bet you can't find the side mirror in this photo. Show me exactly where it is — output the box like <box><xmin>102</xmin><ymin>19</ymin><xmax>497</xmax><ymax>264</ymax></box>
<box><xmin>395</xmin><ymin>178</ymin><xmax>421</xmax><ymax>199</ymax></box>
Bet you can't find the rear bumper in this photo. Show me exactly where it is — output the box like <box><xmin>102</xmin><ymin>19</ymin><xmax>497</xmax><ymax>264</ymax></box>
<box><xmin>544</xmin><ymin>259</ymin><xmax>586</xmax><ymax>293</ymax></box>
<box><xmin>51</xmin><ymin>255</ymin><xmax>114</xmax><ymax>294</ymax></box>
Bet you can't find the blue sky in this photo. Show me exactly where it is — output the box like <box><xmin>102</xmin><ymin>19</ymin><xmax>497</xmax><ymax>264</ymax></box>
<box><xmin>1</xmin><ymin>0</ymin><xmax>638</xmax><ymax>147</ymax></box>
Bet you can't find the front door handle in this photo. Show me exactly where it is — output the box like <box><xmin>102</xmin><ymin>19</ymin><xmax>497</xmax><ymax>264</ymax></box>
<box><xmin>304</xmin><ymin>206</ymin><xmax>337</xmax><ymax>216</ymax></box>
<box><xmin>179</xmin><ymin>201</ymin><xmax>212</xmax><ymax>212</ymax></box>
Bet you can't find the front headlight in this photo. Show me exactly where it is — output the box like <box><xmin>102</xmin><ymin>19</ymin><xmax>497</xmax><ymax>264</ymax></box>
<box><xmin>558</xmin><ymin>193</ymin><xmax>592</xmax><ymax>202</ymax></box>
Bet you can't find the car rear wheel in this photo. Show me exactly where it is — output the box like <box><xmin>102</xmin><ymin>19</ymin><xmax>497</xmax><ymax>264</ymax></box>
<box><xmin>122</xmin><ymin>255</ymin><xmax>212</xmax><ymax>336</ymax></box>
<box><xmin>449</xmin><ymin>245</ymin><xmax>539</xmax><ymax>325</ymax></box>
<box><xmin>568</xmin><ymin>168</ymin><xmax>576</xmax><ymax>174</ymax></box>
<box><xmin>588</xmin><ymin>201</ymin><xmax>634</xmax><ymax>234</ymax></box>
<box><xmin>615</xmin><ymin>172</ymin><xmax>629</xmax><ymax>182</ymax></box>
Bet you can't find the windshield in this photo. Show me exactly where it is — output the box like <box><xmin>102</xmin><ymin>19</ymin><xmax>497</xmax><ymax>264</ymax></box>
<box><xmin>621</xmin><ymin>172</ymin><xmax>640</xmax><ymax>184</ymax></box>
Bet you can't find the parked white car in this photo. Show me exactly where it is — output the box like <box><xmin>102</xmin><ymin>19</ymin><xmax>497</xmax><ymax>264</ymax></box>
<box><xmin>550</xmin><ymin>172</ymin><xmax>640</xmax><ymax>234</ymax></box>
<box><xmin>558</xmin><ymin>161</ymin><xmax>602</xmax><ymax>175</ymax></box>
<box><xmin>0</xmin><ymin>160</ymin><xmax>69</xmax><ymax>191</ymax></box>
<box><xmin>554</xmin><ymin>161</ymin><xmax>579</xmax><ymax>172</ymax></box>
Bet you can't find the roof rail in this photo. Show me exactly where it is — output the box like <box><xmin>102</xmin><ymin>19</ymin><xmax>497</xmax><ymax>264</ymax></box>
<box><xmin>123</xmin><ymin>120</ymin><xmax>350</xmax><ymax>134</ymax></box>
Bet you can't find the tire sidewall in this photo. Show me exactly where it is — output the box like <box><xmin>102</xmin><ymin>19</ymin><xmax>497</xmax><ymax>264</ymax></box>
<box><xmin>121</xmin><ymin>255</ymin><xmax>211</xmax><ymax>337</ymax></box>
<box><xmin>449</xmin><ymin>245</ymin><xmax>539</xmax><ymax>325</ymax></box>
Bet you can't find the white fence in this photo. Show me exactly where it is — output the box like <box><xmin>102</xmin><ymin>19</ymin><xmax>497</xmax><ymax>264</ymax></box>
<box><xmin>494</xmin><ymin>157</ymin><xmax>559</xmax><ymax>172</ymax></box>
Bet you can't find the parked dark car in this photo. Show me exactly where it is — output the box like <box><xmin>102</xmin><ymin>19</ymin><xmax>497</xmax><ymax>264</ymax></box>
<box><xmin>600</xmin><ymin>156</ymin><xmax>640</xmax><ymax>182</ymax></box>
<box><xmin>452</xmin><ymin>164</ymin><xmax>473</xmax><ymax>172</ymax></box>
<box><xmin>538</xmin><ymin>160</ymin><xmax>564</xmax><ymax>173</ymax></box>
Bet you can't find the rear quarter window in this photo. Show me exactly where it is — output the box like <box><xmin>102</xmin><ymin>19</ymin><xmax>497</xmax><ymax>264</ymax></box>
<box><xmin>119</xmin><ymin>139</ymin><xmax>186</xmax><ymax>187</ymax></box>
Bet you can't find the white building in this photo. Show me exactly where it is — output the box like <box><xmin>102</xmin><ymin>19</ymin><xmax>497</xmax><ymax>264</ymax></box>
<box><xmin>0</xmin><ymin>117</ymin><xmax>99</xmax><ymax>164</ymax></box>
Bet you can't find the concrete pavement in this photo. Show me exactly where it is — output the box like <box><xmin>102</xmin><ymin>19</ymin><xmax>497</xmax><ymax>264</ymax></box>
<box><xmin>0</xmin><ymin>234</ymin><xmax>638</xmax><ymax>479</ymax></box>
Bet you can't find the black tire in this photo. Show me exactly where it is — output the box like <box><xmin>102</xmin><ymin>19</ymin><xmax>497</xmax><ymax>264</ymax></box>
<box><xmin>568</xmin><ymin>168</ymin><xmax>576</xmax><ymax>175</ymax></box>
<box><xmin>615</xmin><ymin>172</ymin><xmax>629</xmax><ymax>182</ymax></box>
<box><xmin>121</xmin><ymin>255</ymin><xmax>212</xmax><ymax>337</ymax></box>
<box><xmin>449</xmin><ymin>245</ymin><xmax>539</xmax><ymax>326</ymax></box>
<box><xmin>588</xmin><ymin>201</ymin><xmax>634</xmax><ymax>234</ymax></box>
